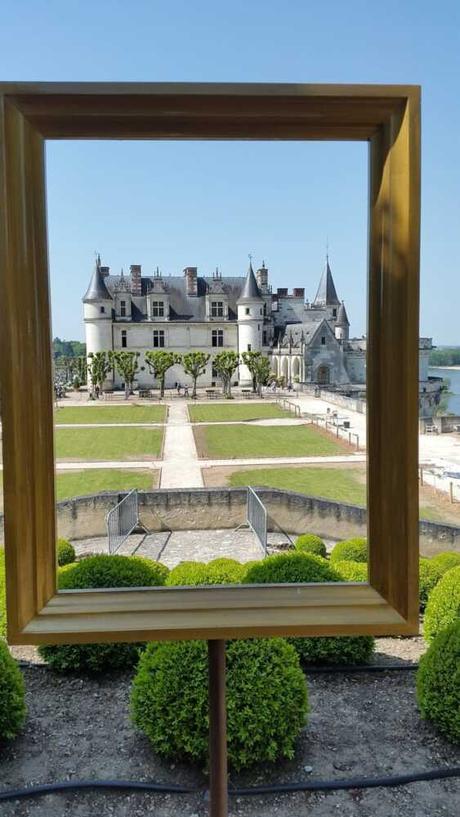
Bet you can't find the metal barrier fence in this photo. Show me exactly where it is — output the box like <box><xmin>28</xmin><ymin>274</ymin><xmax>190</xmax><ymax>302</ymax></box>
<box><xmin>106</xmin><ymin>489</ymin><xmax>146</xmax><ymax>554</ymax></box>
<box><xmin>276</xmin><ymin>397</ymin><xmax>301</xmax><ymax>417</ymax></box>
<box><xmin>247</xmin><ymin>486</ymin><xmax>268</xmax><ymax>556</ymax></box>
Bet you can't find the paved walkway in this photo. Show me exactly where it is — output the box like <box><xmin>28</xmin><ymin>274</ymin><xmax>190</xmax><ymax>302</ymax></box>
<box><xmin>159</xmin><ymin>402</ymin><xmax>203</xmax><ymax>488</ymax></box>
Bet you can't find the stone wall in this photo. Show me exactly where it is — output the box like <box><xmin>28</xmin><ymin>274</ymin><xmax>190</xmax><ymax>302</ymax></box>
<box><xmin>1</xmin><ymin>488</ymin><xmax>458</xmax><ymax>556</ymax></box>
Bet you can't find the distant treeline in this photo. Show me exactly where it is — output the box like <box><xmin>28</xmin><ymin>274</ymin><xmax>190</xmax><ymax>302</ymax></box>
<box><xmin>429</xmin><ymin>347</ymin><xmax>460</xmax><ymax>366</ymax></box>
<box><xmin>53</xmin><ymin>337</ymin><xmax>86</xmax><ymax>359</ymax></box>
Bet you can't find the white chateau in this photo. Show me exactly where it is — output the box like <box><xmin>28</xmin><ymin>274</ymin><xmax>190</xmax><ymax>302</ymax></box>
<box><xmin>83</xmin><ymin>255</ymin><xmax>438</xmax><ymax>409</ymax></box>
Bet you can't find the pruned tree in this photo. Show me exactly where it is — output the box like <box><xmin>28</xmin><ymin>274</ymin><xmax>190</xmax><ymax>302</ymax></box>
<box><xmin>253</xmin><ymin>355</ymin><xmax>272</xmax><ymax>396</ymax></box>
<box><xmin>109</xmin><ymin>351</ymin><xmax>143</xmax><ymax>400</ymax></box>
<box><xmin>145</xmin><ymin>350</ymin><xmax>181</xmax><ymax>398</ymax></box>
<box><xmin>182</xmin><ymin>352</ymin><xmax>210</xmax><ymax>398</ymax></box>
<box><xmin>213</xmin><ymin>351</ymin><xmax>240</xmax><ymax>398</ymax></box>
<box><xmin>76</xmin><ymin>355</ymin><xmax>87</xmax><ymax>385</ymax></box>
<box><xmin>241</xmin><ymin>351</ymin><xmax>268</xmax><ymax>394</ymax></box>
<box><xmin>87</xmin><ymin>351</ymin><xmax>112</xmax><ymax>398</ymax></box>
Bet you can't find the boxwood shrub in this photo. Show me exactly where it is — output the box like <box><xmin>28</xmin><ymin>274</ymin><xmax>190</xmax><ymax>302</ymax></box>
<box><xmin>430</xmin><ymin>551</ymin><xmax>460</xmax><ymax>575</ymax></box>
<box><xmin>166</xmin><ymin>558</ymin><xmax>245</xmax><ymax>587</ymax></box>
<box><xmin>416</xmin><ymin>620</ymin><xmax>460</xmax><ymax>743</ymax></box>
<box><xmin>333</xmin><ymin>560</ymin><xmax>368</xmax><ymax>582</ymax></box>
<box><xmin>38</xmin><ymin>554</ymin><xmax>169</xmax><ymax>673</ymax></box>
<box><xmin>419</xmin><ymin>557</ymin><xmax>444</xmax><ymax>610</ymax></box>
<box><xmin>424</xmin><ymin>566</ymin><xmax>460</xmax><ymax>643</ymax></box>
<box><xmin>57</xmin><ymin>538</ymin><xmax>76</xmax><ymax>567</ymax></box>
<box><xmin>330</xmin><ymin>538</ymin><xmax>367</xmax><ymax>564</ymax></box>
<box><xmin>131</xmin><ymin>637</ymin><xmax>308</xmax><ymax>770</ymax></box>
<box><xmin>244</xmin><ymin>552</ymin><xmax>374</xmax><ymax>664</ymax></box>
<box><xmin>294</xmin><ymin>534</ymin><xmax>327</xmax><ymax>558</ymax></box>
<box><xmin>0</xmin><ymin>640</ymin><xmax>26</xmax><ymax>739</ymax></box>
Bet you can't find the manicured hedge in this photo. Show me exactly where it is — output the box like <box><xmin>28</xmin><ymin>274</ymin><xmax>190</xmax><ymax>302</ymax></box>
<box><xmin>294</xmin><ymin>534</ymin><xmax>327</xmax><ymax>558</ymax></box>
<box><xmin>166</xmin><ymin>558</ymin><xmax>245</xmax><ymax>587</ymax></box>
<box><xmin>416</xmin><ymin>620</ymin><xmax>460</xmax><ymax>743</ymax></box>
<box><xmin>333</xmin><ymin>560</ymin><xmax>368</xmax><ymax>582</ymax></box>
<box><xmin>38</xmin><ymin>554</ymin><xmax>169</xmax><ymax>672</ymax></box>
<box><xmin>131</xmin><ymin>638</ymin><xmax>308</xmax><ymax>770</ymax></box>
<box><xmin>419</xmin><ymin>557</ymin><xmax>444</xmax><ymax>610</ymax></box>
<box><xmin>57</xmin><ymin>538</ymin><xmax>76</xmax><ymax>567</ymax></box>
<box><xmin>424</xmin><ymin>566</ymin><xmax>460</xmax><ymax>643</ymax></box>
<box><xmin>430</xmin><ymin>551</ymin><xmax>460</xmax><ymax>575</ymax></box>
<box><xmin>244</xmin><ymin>552</ymin><xmax>374</xmax><ymax>664</ymax></box>
<box><xmin>330</xmin><ymin>538</ymin><xmax>367</xmax><ymax>564</ymax></box>
<box><xmin>0</xmin><ymin>640</ymin><xmax>26</xmax><ymax>739</ymax></box>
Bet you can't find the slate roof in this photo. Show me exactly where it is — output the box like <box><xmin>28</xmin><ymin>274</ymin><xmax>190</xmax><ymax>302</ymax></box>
<box><xmin>101</xmin><ymin>274</ymin><xmax>247</xmax><ymax>322</ymax></box>
<box><xmin>313</xmin><ymin>257</ymin><xmax>340</xmax><ymax>306</ymax></box>
<box><xmin>237</xmin><ymin>263</ymin><xmax>262</xmax><ymax>302</ymax></box>
<box><xmin>82</xmin><ymin>261</ymin><xmax>112</xmax><ymax>303</ymax></box>
<box><xmin>336</xmin><ymin>301</ymin><xmax>349</xmax><ymax>326</ymax></box>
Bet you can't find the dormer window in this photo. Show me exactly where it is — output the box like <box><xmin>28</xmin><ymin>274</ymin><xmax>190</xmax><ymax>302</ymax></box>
<box><xmin>152</xmin><ymin>301</ymin><xmax>164</xmax><ymax>317</ymax></box>
<box><xmin>245</xmin><ymin>307</ymin><xmax>250</xmax><ymax>315</ymax></box>
<box><xmin>321</xmin><ymin>336</ymin><xmax>326</xmax><ymax>345</ymax></box>
<box><xmin>120</xmin><ymin>300</ymin><xmax>126</xmax><ymax>317</ymax></box>
<box><xmin>332</xmin><ymin>308</ymin><xmax>337</xmax><ymax>318</ymax></box>
<box><xmin>100</xmin><ymin>306</ymin><xmax>105</xmax><ymax>314</ymax></box>
<box><xmin>211</xmin><ymin>301</ymin><xmax>224</xmax><ymax>318</ymax></box>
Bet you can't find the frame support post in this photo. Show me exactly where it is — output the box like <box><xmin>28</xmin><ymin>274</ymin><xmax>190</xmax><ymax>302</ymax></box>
<box><xmin>208</xmin><ymin>639</ymin><xmax>228</xmax><ymax>817</ymax></box>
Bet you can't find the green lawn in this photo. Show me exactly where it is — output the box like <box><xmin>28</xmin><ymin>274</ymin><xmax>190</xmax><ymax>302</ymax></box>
<box><xmin>55</xmin><ymin>405</ymin><xmax>166</xmax><ymax>424</ymax></box>
<box><xmin>228</xmin><ymin>466</ymin><xmax>367</xmax><ymax>505</ymax></box>
<box><xmin>55</xmin><ymin>427</ymin><xmax>163</xmax><ymax>460</ymax></box>
<box><xmin>55</xmin><ymin>469</ymin><xmax>157</xmax><ymax>500</ymax></box>
<box><xmin>188</xmin><ymin>403</ymin><xmax>291</xmax><ymax>423</ymax></box>
<box><xmin>194</xmin><ymin>423</ymin><xmax>348</xmax><ymax>459</ymax></box>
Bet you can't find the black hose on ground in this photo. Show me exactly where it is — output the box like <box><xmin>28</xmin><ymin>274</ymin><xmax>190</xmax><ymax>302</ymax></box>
<box><xmin>0</xmin><ymin>767</ymin><xmax>459</xmax><ymax>803</ymax></box>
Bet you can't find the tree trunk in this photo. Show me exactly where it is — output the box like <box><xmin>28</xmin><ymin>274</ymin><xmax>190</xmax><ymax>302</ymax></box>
<box><xmin>124</xmin><ymin>382</ymin><xmax>129</xmax><ymax>400</ymax></box>
<box><xmin>192</xmin><ymin>377</ymin><xmax>197</xmax><ymax>399</ymax></box>
<box><xmin>160</xmin><ymin>376</ymin><xmax>165</xmax><ymax>398</ymax></box>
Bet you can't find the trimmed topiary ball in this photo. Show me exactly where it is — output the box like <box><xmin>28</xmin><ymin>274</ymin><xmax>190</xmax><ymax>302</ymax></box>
<box><xmin>294</xmin><ymin>534</ymin><xmax>327</xmax><ymax>558</ymax></box>
<box><xmin>416</xmin><ymin>620</ymin><xmax>460</xmax><ymax>743</ymax></box>
<box><xmin>419</xmin><ymin>557</ymin><xmax>444</xmax><ymax>610</ymax></box>
<box><xmin>244</xmin><ymin>552</ymin><xmax>374</xmax><ymax>664</ymax></box>
<box><xmin>333</xmin><ymin>560</ymin><xmax>368</xmax><ymax>582</ymax></box>
<box><xmin>131</xmin><ymin>638</ymin><xmax>308</xmax><ymax>770</ymax></box>
<box><xmin>0</xmin><ymin>548</ymin><xmax>6</xmax><ymax>638</ymax></box>
<box><xmin>424</xmin><ymin>565</ymin><xmax>460</xmax><ymax>643</ymax></box>
<box><xmin>330</xmin><ymin>537</ymin><xmax>367</xmax><ymax>564</ymax></box>
<box><xmin>0</xmin><ymin>640</ymin><xmax>26</xmax><ymax>739</ymax></box>
<box><xmin>38</xmin><ymin>554</ymin><xmax>169</xmax><ymax>673</ymax></box>
<box><xmin>430</xmin><ymin>551</ymin><xmax>460</xmax><ymax>575</ymax></box>
<box><xmin>166</xmin><ymin>558</ymin><xmax>245</xmax><ymax>587</ymax></box>
<box><xmin>57</xmin><ymin>538</ymin><xmax>76</xmax><ymax>567</ymax></box>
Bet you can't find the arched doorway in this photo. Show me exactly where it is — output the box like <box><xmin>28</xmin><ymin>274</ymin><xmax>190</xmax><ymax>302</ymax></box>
<box><xmin>292</xmin><ymin>357</ymin><xmax>300</xmax><ymax>381</ymax></box>
<box><xmin>316</xmin><ymin>365</ymin><xmax>330</xmax><ymax>385</ymax></box>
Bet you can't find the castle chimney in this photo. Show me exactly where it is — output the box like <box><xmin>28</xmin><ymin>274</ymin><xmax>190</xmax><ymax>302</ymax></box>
<box><xmin>184</xmin><ymin>266</ymin><xmax>198</xmax><ymax>297</ymax></box>
<box><xmin>130</xmin><ymin>264</ymin><xmax>142</xmax><ymax>296</ymax></box>
<box><xmin>277</xmin><ymin>287</ymin><xmax>288</xmax><ymax>297</ymax></box>
<box><xmin>100</xmin><ymin>266</ymin><xmax>110</xmax><ymax>278</ymax></box>
<box><xmin>293</xmin><ymin>288</ymin><xmax>305</xmax><ymax>298</ymax></box>
<box><xmin>256</xmin><ymin>263</ymin><xmax>268</xmax><ymax>290</ymax></box>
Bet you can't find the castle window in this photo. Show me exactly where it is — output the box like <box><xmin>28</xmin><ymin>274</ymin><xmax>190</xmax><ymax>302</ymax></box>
<box><xmin>100</xmin><ymin>306</ymin><xmax>105</xmax><ymax>314</ymax></box>
<box><xmin>120</xmin><ymin>300</ymin><xmax>126</xmax><ymax>317</ymax></box>
<box><xmin>212</xmin><ymin>363</ymin><xmax>218</xmax><ymax>379</ymax></box>
<box><xmin>245</xmin><ymin>307</ymin><xmax>250</xmax><ymax>315</ymax></box>
<box><xmin>263</xmin><ymin>303</ymin><xmax>267</xmax><ymax>316</ymax></box>
<box><xmin>121</xmin><ymin>330</ymin><xmax>127</xmax><ymax>348</ymax></box>
<box><xmin>153</xmin><ymin>329</ymin><xmax>165</xmax><ymax>348</ymax></box>
<box><xmin>212</xmin><ymin>329</ymin><xmax>224</xmax><ymax>347</ymax></box>
<box><xmin>211</xmin><ymin>301</ymin><xmax>224</xmax><ymax>318</ymax></box>
<box><xmin>333</xmin><ymin>308</ymin><xmax>337</xmax><ymax>318</ymax></box>
<box><xmin>260</xmin><ymin>308</ymin><xmax>262</xmax><ymax>315</ymax></box>
<box><xmin>263</xmin><ymin>331</ymin><xmax>267</xmax><ymax>345</ymax></box>
<box><xmin>321</xmin><ymin>336</ymin><xmax>326</xmax><ymax>345</ymax></box>
<box><xmin>152</xmin><ymin>301</ymin><xmax>164</xmax><ymax>317</ymax></box>
<box><xmin>247</xmin><ymin>344</ymin><xmax>252</xmax><ymax>352</ymax></box>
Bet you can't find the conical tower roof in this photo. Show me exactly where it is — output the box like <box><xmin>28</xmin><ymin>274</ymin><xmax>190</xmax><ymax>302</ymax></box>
<box><xmin>336</xmin><ymin>301</ymin><xmax>349</xmax><ymax>326</ymax></box>
<box><xmin>313</xmin><ymin>256</ymin><xmax>340</xmax><ymax>306</ymax></box>
<box><xmin>238</xmin><ymin>261</ymin><xmax>262</xmax><ymax>301</ymax></box>
<box><xmin>83</xmin><ymin>255</ymin><xmax>112</xmax><ymax>302</ymax></box>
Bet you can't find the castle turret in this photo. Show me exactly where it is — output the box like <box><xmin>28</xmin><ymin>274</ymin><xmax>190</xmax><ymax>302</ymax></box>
<box><xmin>335</xmin><ymin>301</ymin><xmax>349</xmax><ymax>340</ymax></box>
<box><xmin>237</xmin><ymin>261</ymin><xmax>263</xmax><ymax>385</ymax></box>
<box><xmin>83</xmin><ymin>255</ymin><xmax>113</xmax><ymax>388</ymax></box>
<box><xmin>313</xmin><ymin>255</ymin><xmax>340</xmax><ymax>306</ymax></box>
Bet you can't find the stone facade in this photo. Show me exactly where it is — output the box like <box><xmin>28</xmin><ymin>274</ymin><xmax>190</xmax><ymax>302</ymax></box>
<box><xmin>83</xmin><ymin>255</ymin><xmax>437</xmax><ymax>397</ymax></box>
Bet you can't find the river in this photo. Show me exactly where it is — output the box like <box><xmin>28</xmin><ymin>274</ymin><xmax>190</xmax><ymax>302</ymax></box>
<box><xmin>429</xmin><ymin>367</ymin><xmax>460</xmax><ymax>415</ymax></box>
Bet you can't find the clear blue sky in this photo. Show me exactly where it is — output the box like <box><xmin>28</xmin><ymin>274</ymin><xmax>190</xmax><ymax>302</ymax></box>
<box><xmin>1</xmin><ymin>0</ymin><xmax>459</xmax><ymax>344</ymax></box>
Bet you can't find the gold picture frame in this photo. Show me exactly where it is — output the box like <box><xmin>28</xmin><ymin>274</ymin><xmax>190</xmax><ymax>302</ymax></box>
<box><xmin>0</xmin><ymin>82</ymin><xmax>420</xmax><ymax>645</ymax></box>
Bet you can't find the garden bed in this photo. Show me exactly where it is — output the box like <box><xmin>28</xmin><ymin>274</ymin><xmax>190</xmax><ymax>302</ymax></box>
<box><xmin>2</xmin><ymin>636</ymin><xmax>459</xmax><ymax>817</ymax></box>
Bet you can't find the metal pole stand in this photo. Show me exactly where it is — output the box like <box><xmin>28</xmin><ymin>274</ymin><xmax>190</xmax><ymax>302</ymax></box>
<box><xmin>208</xmin><ymin>639</ymin><xmax>228</xmax><ymax>817</ymax></box>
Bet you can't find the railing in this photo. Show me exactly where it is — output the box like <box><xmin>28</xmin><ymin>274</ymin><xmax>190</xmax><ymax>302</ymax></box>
<box><xmin>106</xmin><ymin>489</ymin><xmax>146</xmax><ymax>553</ymax></box>
<box><xmin>419</xmin><ymin>466</ymin><xmax>460</xmax><ymax>504</ymax></box>
<box><xmin>247</xmin><ymin>487</ymin><xmax>268</xmax><ymax>556</ymax></box>
<box><xmin>276</xmin><ymin>397</ymin><xmax>301</xmax><ymax>417</ymax></box>
<box><xmin>305</xmin><ymin>412</ymin><xmax>360</xmax><ymax>450</ymax></box>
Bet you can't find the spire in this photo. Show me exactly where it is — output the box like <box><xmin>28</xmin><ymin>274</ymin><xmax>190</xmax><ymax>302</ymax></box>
<box><xmin>313</xmin><ymin>255</ymin><xmax>340</xmax><ymax>306</ymax></box>
<box><xmin>336</xmin><ymin>300</ymin><xmax>349</xmax><ymax>326</ymax></box>
<box><xmin>82</xmin><ymin>255</ymin><xmax>112</xmax><ymax>302</ymax></box>
<box><xmin>238</xmin><ymin>258</ymin><xmax>262</xmax><ymax>301</ymax></box>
